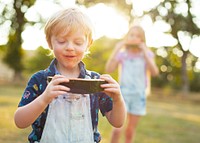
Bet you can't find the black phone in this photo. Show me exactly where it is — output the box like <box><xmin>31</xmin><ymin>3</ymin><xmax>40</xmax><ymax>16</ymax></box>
<box><xmin>47</xmin><ymin>76</ymin><xmax>107</xmax><ymax>94</ymax></box>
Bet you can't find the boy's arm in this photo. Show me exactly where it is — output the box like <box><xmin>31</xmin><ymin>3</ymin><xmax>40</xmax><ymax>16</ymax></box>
<box><xmin>100</xmin><ymin>74</ymin><xmax>126</xmax><ymax>127</ymax></box>
<box><xmin>14</xmin><ymin>75</ymin><xmax>70</xmax><ymax>128</ymax></box>
<box><xmin>104</xmin><ymin>95</ymin><xmax>126</xmax><ymax>128</ymax></box>
<box><xmin>14</xmin><ymin>94</ymin><xmax>50</xmax><ymax>128</ymax></box>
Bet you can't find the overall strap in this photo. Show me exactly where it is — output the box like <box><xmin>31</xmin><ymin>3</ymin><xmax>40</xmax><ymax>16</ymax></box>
<box><xmin>85</xmin><ymin>70</ymin><xmax>100</xmax><ymax>79</ymax></box>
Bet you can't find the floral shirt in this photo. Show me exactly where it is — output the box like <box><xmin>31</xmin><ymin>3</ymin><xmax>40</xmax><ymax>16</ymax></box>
<box><xmin>18</xmin><ymin>59</ymin><xmax>113</xmax><ymax>143</ymax></box>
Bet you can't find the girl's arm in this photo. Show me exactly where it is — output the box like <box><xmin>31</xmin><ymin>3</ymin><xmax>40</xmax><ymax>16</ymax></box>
<box><xmin>100</xmin><ymin>74</ymin><xmax>126</xmax><ymax>128</ymax></box>
<box><xmin>105</xmin><ymin>41</ymin><xmax>125</xmax><ymax>73</ymax></box>
<box><xmin>140</xmin><ymin>43</ymin><xmax>159</xmax><ymax>76</ymax></box>
<box><xmin>14</xmin><ymin>75</ymin><xmax>70</xmax><ymax>128</ymax></box>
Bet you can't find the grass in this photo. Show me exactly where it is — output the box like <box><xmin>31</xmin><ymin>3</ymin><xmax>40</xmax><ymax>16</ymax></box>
<box><xmin>0</xmin><ymin>85</ymin><xmax>200</xmax><ymax>143</ymax></box>
<box><xmin>0</xmin><ymin>85</ymin><xmax>29</xmax><ymax>143</ymax></box>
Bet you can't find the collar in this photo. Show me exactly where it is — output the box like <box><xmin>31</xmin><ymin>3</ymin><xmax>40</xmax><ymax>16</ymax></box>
<box><xmin>45</xmin><ymin>58</ymin><xmax>87</xmax><ymax>78</ymax></box>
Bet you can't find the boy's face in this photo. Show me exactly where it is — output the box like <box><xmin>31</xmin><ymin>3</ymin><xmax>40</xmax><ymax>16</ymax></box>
<box><xmin>50</xmin><ymin>30</ymin><xmax>89</xmax><ymax>70</ymax></box>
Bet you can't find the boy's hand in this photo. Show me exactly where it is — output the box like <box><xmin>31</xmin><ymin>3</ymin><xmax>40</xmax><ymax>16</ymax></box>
<box><xmin>42</xmin><ymin>75</ymin><xmax>70</xmax><ymax>104</ymax></box>
<box><xmin>100</xmin><ymin>74</ymin><xmax>122</xmax><ymax>102</ymax></box>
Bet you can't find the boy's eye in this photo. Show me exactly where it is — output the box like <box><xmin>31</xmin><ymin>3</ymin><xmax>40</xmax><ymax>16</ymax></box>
<box><xmin>75</xmin><ymin>41</ymin><xmax>84</xmax><ymax>46</ymax></box>
<box><xmin>56</xmin><ymin>38</ymin><xmax>66</xmax><ymax>43</ymax></box>
<box><xmin>57</xmin><ymin>40</ymin><xmax>65</xmax><ymax>43</ymax></box>
<box><xmin>75</xmin><ymin>42</ymin><xmax>83</xmax><ymax>46</ymax></box>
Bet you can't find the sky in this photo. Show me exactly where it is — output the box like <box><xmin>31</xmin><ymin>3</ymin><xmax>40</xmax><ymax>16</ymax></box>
<box><xmin>0</xmin><ymin>0</ymin><xmax>200</xmax><ymax>59</ymax></box>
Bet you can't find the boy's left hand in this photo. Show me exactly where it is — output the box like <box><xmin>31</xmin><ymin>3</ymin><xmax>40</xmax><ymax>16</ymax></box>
<box><xmin>100</xmin><ymin>74</ymin><xmax>122</xmax><ymax>102</ymax></box>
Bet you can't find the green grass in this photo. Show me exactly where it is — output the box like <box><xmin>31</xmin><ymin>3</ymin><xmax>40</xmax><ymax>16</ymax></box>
<box><xmin>0</xmin><ymin>85</ymin><xmax>200</xmax><ymax>143</ymax></box>
<box><xmin>0</xmin><ymin>85</ymin><xmax>29</xmax><ymax>143</ymax></box>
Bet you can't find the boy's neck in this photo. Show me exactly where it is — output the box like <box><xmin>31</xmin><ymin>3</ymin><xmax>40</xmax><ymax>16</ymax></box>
<box><xmin>56</xmin><ymin>64</ymin><xmax>80</xmax><ymax>78</ymax></box>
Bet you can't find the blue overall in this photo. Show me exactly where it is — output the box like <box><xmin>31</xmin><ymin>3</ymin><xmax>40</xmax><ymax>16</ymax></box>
<box><xmin>116</xmin><ymin>51</ymin><xmax>150</xmax><ymax>115</ymax></box>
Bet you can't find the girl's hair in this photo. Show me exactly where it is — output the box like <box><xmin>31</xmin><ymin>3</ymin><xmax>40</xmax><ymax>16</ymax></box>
<box><xmin>126</xmin><ymin>25</ymin><xmax>146</xmax><ymax>43</ymax></box>
<box><xmin>44</xmin><ymin>7</ymin><xmax>93</xmax><ymax>48</ymax></box>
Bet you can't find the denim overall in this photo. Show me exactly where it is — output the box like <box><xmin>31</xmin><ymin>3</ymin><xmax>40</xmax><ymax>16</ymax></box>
<box><xmin>38</xmin><ymin>74</ymin><xmax>94</xmax><ymax>143</ymax></box>
<box><xmin>120</xmin><ymin>53</ymin><xmax>146</xmax><ymax>115</ymax></box>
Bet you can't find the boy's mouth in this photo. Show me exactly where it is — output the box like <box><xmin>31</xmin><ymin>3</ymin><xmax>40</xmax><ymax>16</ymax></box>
<box><xmin>64</xmin><ymin>55</ymin><xmax>76</xmax><ymax>59</ymax></box>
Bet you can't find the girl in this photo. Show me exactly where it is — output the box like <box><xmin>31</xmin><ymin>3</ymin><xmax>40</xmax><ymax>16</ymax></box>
<box><xmin>14</xmin><ymin>7</ymin><xmax>126</xmax><ymax>143</ymax></box>
<box><xmin>106</xmin><ymin>26</ymin><xmax>159</xmax><ymax>143</ymax></box>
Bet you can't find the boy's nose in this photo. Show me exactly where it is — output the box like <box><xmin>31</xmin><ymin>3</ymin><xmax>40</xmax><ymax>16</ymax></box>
<box><xmin>65</xmin><ymin>42</ymin><xmax>74</xmax><ymax>50</ymax></box>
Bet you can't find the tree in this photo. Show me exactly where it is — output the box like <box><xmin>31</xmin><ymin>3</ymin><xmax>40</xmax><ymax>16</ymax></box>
<box><xmin>25</xmin><ymin>46</ymin><xmax>53</xmax><ymax>74</ymax></box>
<box><xmin>77</xmin><ymin>0</ymin><xmax>200</xmax><ymax>93</ymax></box>
<box><xmin>0</xmin><ymin>0</ymin><xmax>35</xmax><ymax>81</ymax></box>
<box><xmin>83</xmin><ymin>36</ymin><xmax>118</xmax><ymax>79</ymax></box>
<box><xmin>149</xmin><ymin>0</ymin><xmax>200</xmax><ymax>94</ymax></box>
<box><xmin>76</xmin><ymin>0</ymin><xmax>132</xmax><ymax>18</ymax></box>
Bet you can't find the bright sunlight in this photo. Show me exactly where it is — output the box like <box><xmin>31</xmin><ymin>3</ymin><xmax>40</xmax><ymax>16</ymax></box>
<box><xmin>22</xmin><ymin>1</ymin><xmax>129</xmax><ymax>50</ymax></box>
<box><xmin>1</xmin><ymin>0</ymin><xmax>200</xmax><ymax>58</ymax></box>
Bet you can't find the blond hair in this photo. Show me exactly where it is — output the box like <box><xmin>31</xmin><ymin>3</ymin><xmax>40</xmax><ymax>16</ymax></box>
<box><xmin>44</xmin><ymin>8</ymin><xmax>93</xmax><ymax>48</ymax></box>
<box><xmin>126</xmin><ymin>25</ymin><xmax>146</xmax><ymax>43</ymax></box>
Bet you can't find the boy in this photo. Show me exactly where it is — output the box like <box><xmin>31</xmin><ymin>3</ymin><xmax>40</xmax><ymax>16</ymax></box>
<box><xmin>14</xmin><ymin>7</ymin><xmax>126</xmax><ymax>143</ymax></box>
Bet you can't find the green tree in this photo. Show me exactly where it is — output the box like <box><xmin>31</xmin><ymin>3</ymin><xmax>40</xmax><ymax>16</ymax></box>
<box><xmin>83</xmin><ymin>36</ymin><xmax>118</xmax><ymax>79</ymax></box>
<box><xmin>149</xmin><ymin>0</ymin><xmax>200</xmax><ymax>93</ymax></box>
<box><xmin>0</xmin><ymin>0</ymin><xmax>35</xmax><ymax>81</ymax></box>
<box><xmin>25</xmin><ymin>46</ymin><xmax>53</xmax><ymax>74</ymax></box>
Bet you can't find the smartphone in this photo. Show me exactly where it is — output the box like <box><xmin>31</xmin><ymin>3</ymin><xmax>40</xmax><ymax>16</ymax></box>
<box><xmin>47</xmin><ymin>76</ymin><xmax>107</xmax><ymax>94</ymax></box>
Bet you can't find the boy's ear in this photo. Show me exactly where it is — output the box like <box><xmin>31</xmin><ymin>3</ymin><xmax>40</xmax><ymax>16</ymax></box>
<box><xmin>85</xmin><ymin>40</ymin><xmax>93</xmax><ymax>53</ymax></box>
<box><xmin>88</xmin><ymin>39</ymin><xmax>93</xmax><ymax>47</ymax></box>
<box><xmin>48</xmin><ymin>43</ymin><xmax>53</xmax><ymax>50</ymax></box>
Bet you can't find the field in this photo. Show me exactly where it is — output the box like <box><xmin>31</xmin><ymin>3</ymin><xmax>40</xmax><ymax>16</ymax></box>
<box><xmin>0</xmin><ymin>85</ymin><xmax>200</xmax><ymax>143</ymax></box>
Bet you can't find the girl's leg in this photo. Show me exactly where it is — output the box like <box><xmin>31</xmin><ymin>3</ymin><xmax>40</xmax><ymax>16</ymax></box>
<box><xmin>110</xmin><ymin>126</ymin><xmax>123</xmax><ymax>143</ymax></box>
<box><xmin>125</xmin><ymin>113</ymin><xmax>141</xmax><ymax>143</ymax></box>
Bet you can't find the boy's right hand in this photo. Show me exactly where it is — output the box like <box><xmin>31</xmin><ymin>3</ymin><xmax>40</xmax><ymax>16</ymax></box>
<box><xmin>42</xmin><ymin>75</ymin><xmax>70</xmax><ymax>104</ymax></box>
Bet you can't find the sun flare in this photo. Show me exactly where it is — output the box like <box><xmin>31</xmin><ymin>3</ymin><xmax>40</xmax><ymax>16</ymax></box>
<box><xmin>87</xmin><ymin>3</ymin><xmax>129</xmax><ymax>39</ymax></box>
<box><xmin>3</xmin><ymin>0</ymin><xmax>198</xmax><ymax>59</ymax></box>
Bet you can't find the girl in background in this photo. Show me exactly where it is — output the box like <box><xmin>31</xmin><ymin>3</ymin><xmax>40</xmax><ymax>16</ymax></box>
<box><xmin>106</xmin><ymin>25</ymin><xmax>159</xmax><ymax>143</ymax></box>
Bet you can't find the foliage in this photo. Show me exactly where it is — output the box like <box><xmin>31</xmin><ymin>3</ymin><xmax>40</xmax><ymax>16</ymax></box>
<box><xmin>0</xmin><ymin>45</ymin><xmax>6</xmax><ymax>58</ymax></box>
<box><xmin>190</xmin><ymin>72</ymin><xmax>200</xmax><ymax>92</ymax></box>
<box><xmin>0</xmin><ymin>0</ymin><xmax>36</xmax><ymax>79</ymax></box>
<box><xmin>83</xmin><ymin>36</ymin><xmax>119</xmax><ymax>80</ymax></box>
<box><xmin>152</xmin><ymin>46</ymin><xmax>200</xmax><ymax>91</ymax></box>
<box><xmin>149</xmin><ymin>0</ymin><xmax>200</xmax><ymax>92</ymax></box>
<box><xmin>25</xmin><ymin>47</ymin><xmax>53</xmax><ymax>74</ymax></box>
<box><xmin>3</xmin><ymin>34</ymin><xmax>24</xmax><ymax>73</ymax></box>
